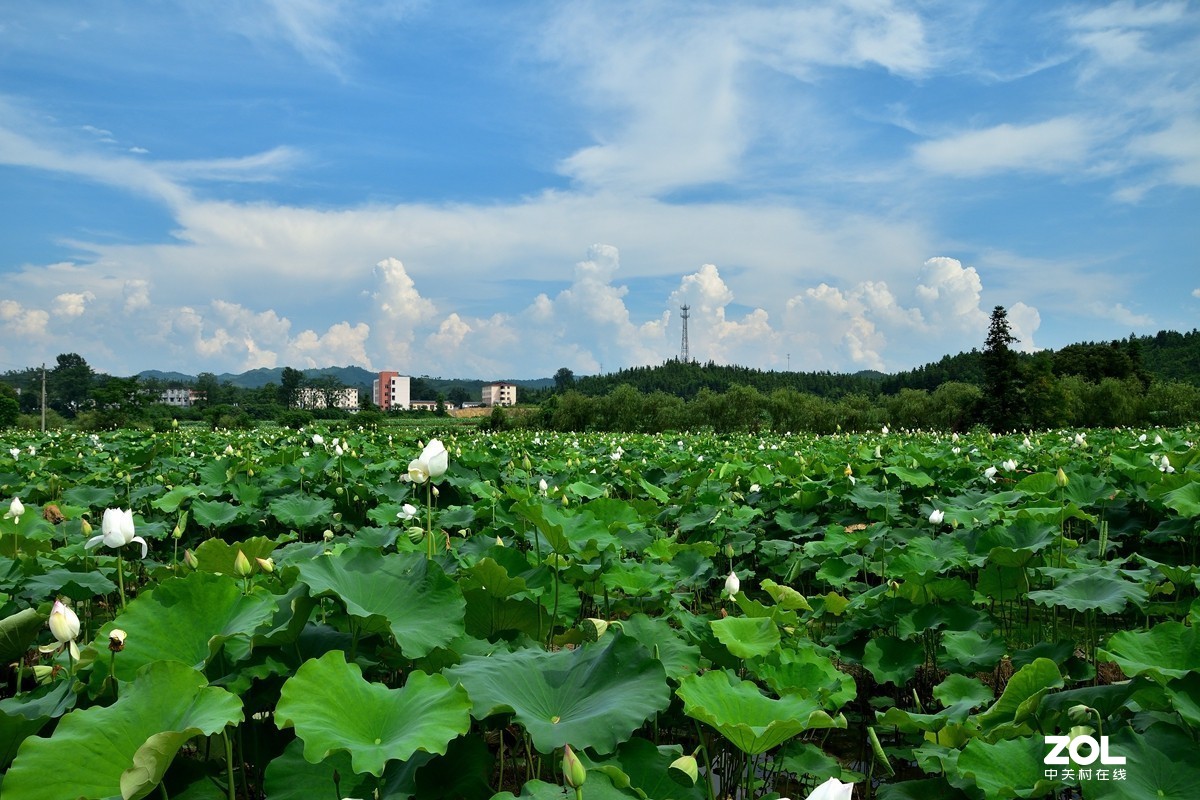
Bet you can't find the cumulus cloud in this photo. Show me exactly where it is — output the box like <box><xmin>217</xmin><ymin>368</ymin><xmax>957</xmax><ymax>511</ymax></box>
<box><xmin>670</xmin><ymin>264</ymin><xmax>777</xmax><ymax>364</ymax></box>
<box><xmin>371</xmin><ymin>257</ymin><xmax>438</xmax><ymax>366</ymax></box>
<box><xmin>0</xmin><ymin>300</ymin><xmax>50</xmax><ymax>338</ymax></box>
<box><xmin>1007</xmin><ymin>302</ymin><xmax>1042</xmax><ymax>352</ymax></box>
<box><xmin>54</xmin><ymin>291</ymin><xmax>96</xmax><ymax>317</ymax></box>
<box><xmin>782</xmin><ymin>257</ymin><xmax>1037</xmax><ymax>371</ymax></box>
<box><xmin>123</xmin><ymin>280</ymin><xmax>151</xmax><ymax>313</ymax></box>
<box><xmin>1193</xmin><ymin>288</ymin><xmax>1200</xmax><ymax>299</ymax></box>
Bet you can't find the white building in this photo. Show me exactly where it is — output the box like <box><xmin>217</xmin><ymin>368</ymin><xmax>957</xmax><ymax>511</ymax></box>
<box><xmin>160</xmin><ymin>388</ymin><xmax>204</xmax><ymax>407</ymax></box>
<box><xmin>296</xmin><ymin>387</ymin><xmax>360</xmax><ymax>411</ymax></box>
<box><xmin>482</xmin><ymin>382</ymin><xmax>517</xmax><ymax>407</ymax></box>
<box><xmin>372</xmin><ymin>372</ymin><xmax>412</xmax><ymax>411</ymax></box>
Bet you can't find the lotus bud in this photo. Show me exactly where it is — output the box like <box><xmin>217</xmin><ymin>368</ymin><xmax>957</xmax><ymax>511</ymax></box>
<box><xmin>562</xmin><ymin>745</ymin><xmax>587</xmax><ymax>789</ymax></box>
<box><xmin>184</xmin><ymin>548</ymin><xmax>199</xmax><ymax>569</ymax></box>
<box><xmin>323</xmin><ymin>529</ymin><xmax>334</xmax><ymax>542</ymax></box>
<box><xmin>1056</xmin><ymin>467</ymin><xmax>1069</xmax><ymax>488</ymax></box>
<box><xmin>522</xmin><ymin>454</ymin><xmax>532</xmax><ymax>471</ymax></box>
<box><xmin>582</xmin><ymin>618</ymin><xmax>609</xmax><ymax>641</ymax></box>
<box><xmin>495</xmin><ymin>535</ymin><xmax>504</xmax><ymax>547</ymax></box>
<box><xmin>256</xmin><ymin>557</ymin><xmax>275</xmax><ymax>573</ymax></box>
<box><xmin>234</xmin><ymin>549</ymin><xmax>253</xmax><ymax>577</ymax></box>
<box><xmin>108</xmin><ymin>628</ymin><xmax>127</xmax><ymax>652</ymax></box>
<box><xmin>48</xmin><ymin>600</ymin><xmax>80</xmax><ymax>644</ymax></box>
<box><xmin>929</xmin><ymin>509</ymin><xmax>944</xmax><ymax>525</ymax></box>
<box><xmin>724</xmin><ymin>571</ymin><xmax>740</xmax><ymax>596</ymax></box>
<box><xmin>80</xmin><ymin>517</ymin><xmax>93</xmax><ymax>537</ymax></box>
<box><xmin>724</xmin><ymin>543</ymin><xmax>734</xmax><ymax>559</ymax></box>
<box><xmin>668</xmin><ymin>755</ymin><xmax>699</xmax><ymax>786</ymax></box>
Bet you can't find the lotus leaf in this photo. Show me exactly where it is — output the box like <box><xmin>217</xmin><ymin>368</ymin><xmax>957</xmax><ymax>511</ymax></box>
<box><xmin>4</xmin><ymin>661</ymin><xmax>242</xmax><ymax>800</ymax></box>
<box><xmin>677</xmin><ymin>669</ymin><xmax>845</xmax><ymax>755</ymax></box>
<box><xmin>275</xmin><ymin>650</ymin><xmax>471</xmax><ymax>777</ymax></box>
<box><xmin>83</xmin><ymin>570</ymin><xmax>277</xmax><ymax>683</ymax></box>
<box><xmin>447</xmin><ymin>631</ymin><xmax>670</xmax><ymax>754</ymax></box>
<box><xmin>295</xmin><ymin>548</ymin><xmax>465</xmax><ymax>658</ymax></box>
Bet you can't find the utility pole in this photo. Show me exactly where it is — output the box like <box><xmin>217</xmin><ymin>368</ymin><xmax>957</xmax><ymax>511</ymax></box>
<box><xmin>40</xmin><ymin>363</ymin><xmax>46</xmax><ymax>432</ymax></box>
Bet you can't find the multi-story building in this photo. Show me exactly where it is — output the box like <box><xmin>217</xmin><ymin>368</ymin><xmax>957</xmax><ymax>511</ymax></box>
<box><xmin>159</xmin><ymin>388</ymin><xmax>204</xmax><ymax>407</ymax></box>
<box><xmin>296</xmin><ymin>387</ymin><xmax>360</xmax><ymax>411</ymax></box>
<box><xmin>372</xmin><ymin>371</ymin><xmax>412</xmax><ymax>411</ymax></box>
<box><xmin>482</xmin><ymin>382</ymin><xmax>517</xmax><ymax>407</ymax></box>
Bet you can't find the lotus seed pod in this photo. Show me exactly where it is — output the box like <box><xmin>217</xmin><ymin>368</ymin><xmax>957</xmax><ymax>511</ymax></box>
<box><xmin>582</xmin><ymin>618</ymin><xmax>609</xmax><ymax>641</ymax></box>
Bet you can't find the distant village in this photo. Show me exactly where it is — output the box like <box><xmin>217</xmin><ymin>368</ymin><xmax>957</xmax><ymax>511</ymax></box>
<box><xmin>159</xmin><ymin>372</ymin><xmax>516</xmax><ymax>412</ymax></box>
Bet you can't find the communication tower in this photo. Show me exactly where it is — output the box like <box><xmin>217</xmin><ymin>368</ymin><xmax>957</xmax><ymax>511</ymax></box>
<box><xmin>680</xmin><ymin>304</ymin><xmax>690</xmax><ymax>363</ymax></box>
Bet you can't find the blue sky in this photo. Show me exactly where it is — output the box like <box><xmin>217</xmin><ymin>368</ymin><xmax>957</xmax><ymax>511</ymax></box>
<box><xmin>1</xmin><ymin>1</ymin><xmax>1197</xmax><ymax>380</ymax></box>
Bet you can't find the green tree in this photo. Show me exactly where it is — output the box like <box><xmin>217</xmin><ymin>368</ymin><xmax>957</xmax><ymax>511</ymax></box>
<box><xmin>982</xmin><ymin>306</ymin><xmax>1023</xmax><ymax>431</ymax></box>
<box><xmin>280</xmin><ymin>367</ymin><xmax>304</xmax><ymax>408</ymax></box>
<box><xmin>0</xmin><ymin>384</ymin><xmax>18</xmax><ymax>427</ymax></box>
<box><xmin>554</xmin><ymin>367</ymin><xmax>576</xmax><ymax>392</ymax></box>
<box><xmin>48</xmin><ymin>353</ymin><xmax>94</xmax><ymax>415</ymax></box>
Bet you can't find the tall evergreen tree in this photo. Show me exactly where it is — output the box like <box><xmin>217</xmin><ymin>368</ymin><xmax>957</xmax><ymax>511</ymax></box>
<box><xmin>982</xmin><ymin>306</ymin><xmax>1023</xmax><ymax>431</ymax></box>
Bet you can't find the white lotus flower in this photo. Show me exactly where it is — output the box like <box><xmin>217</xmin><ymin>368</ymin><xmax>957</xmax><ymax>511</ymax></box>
<box><xmin>539</xmin><ymin>478</ymin><xmax>549</xmax><ymax>495</ymax></box>
<box><xmin>5</xmin><ymin>497</ymin><xmax>23</xmax><ymax>523</ymax></box>
<box><xmin>407</xmin><ymin>439</ymin><xmax>448</xmax><ymax>484</ymax></box>
<box><xmin>805</xmin><ymin>777</ymin><xmax>855</xmax><ymax>800</ymax></box>
<box><xmin>1002</xmin><ymin>459</ymin><xmax>1017</xmax><ymax>472</ymax></box>
<box><xmin>749</xmin><ymin>483</ymin><xmax>761</xmax><ymax>493</ymax></box>
<box><xmin>86</xmin><ymin>508</ymin><xmax>148</xmax><ymax>558</ymax></box>
<box><xmin>46</xmin><ymin>599</ymin><xmax>81</xmax><ymax>661</ymax></box>
<box><xmin>312</xmin><ymin>434</ymin><xmax>324</xmax><ymax>445</ymax></box>
<box><xmin>929</xmin><ymin>508</ymin><xmax>945</xmax><ymax>525</ymax></box>
<box><xmin>724</xmin><ymin>571</ymin><xmax>740</xmax><ymax>596</ymax></box>
<box><xmin>1160</xmin><ymin>455</ymin><xmax>1175</xmax><ymax>474</ymax></box>
<box><xmin>984</xmin><ymin>466</ymin><xmax>998</xmax><ymax>483</ymax></box>
<box><xmin>397</xmin><ymin>503</ymin><xmax>419</xmax><ymax>521</ymax></box>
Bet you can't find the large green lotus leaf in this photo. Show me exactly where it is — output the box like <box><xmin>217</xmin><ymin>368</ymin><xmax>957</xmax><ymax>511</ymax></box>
<box><xmin>4</xmin><ymin>661</ymin><xmax>243</xmax><ymax>800</ymax></box>
<box><xmin>61</xmin><ymin>485</ymin><xmax>117</xmax><ymax>510</ymax></box>
<box><xmin>749</xmin><ymin>643</ymin><xmax>856</xmax><ymax>711</ymax></box>
<box><xmin>447</xmin><ymin>632</ymin><xmax>670</xmax><ymax>754</ymax></box>
<box><xmin>953</xmin><ymin>735</ymin><xmax>1060</xmax><ymax>799</ymax></box>
<box><xmin>1080</xmin><ymin>723</ymin><xmax>1200</xmax><ymax>799</ymax></box>
<box><xmin>862</xmin><ymin>635</ymin><xmax>925</xmax><ymax>686</ymax></box>
<box><xmin>976</xmin><ymin>657</ymin><xmax>1062</xmax><ymax>730</ymax></box>
<box><xmin>1099</xmin><ymin>621</ymin><xmax>1200</xmax><ymax>683</ymax></box>
<box><xmin>0</xmin><ymin>680</ymin><xmax>74</xmax><ymax>770</ymax></box>
<box><xmin>677</xmin><ymin>669</ymin><xmax>845</xmax><ymax>755</ymax></box>
<box><xmin>1028</xmin><ymin>568</ymin><xmax>1148</xmax><ymax>615</ymax></box>
<box><xmin>19</xmin><ymin>567</ymin><xmax>117</xmax><ymax>602</ymax></box>
<box><xmin>275</xmin><ymin>651</ymin><xmax>471</xmax><ymax>778</ymax></box>
<box><xmin>0</xmin><ymin>607</ymin><xmax>44</xmax><ymax>664</ymax></box>
<box><xmin>262</xmin><ymin>738</ymin><xmax>371</xmax><ymax>800</ymax></box>
<box><xmin>884</xmin><ymin>465</ymin><xmax>935</xmax><ymax>487</ymax></box>
<box><xmin>190</xmin><ymin>499</ymin><xmax>243</xmax><ymax>529</ymax></box>
<box><xmin>193</xmin><ymin>536</ymin><xmax>277</xmax><ymax>576</ymax></box>
<box><xmin>295</xmin><ymin>548</ymin><xmax>465</xmax><ymax>658</ymax></box>
<box><xmin>710</xmin><ymin>615</ymin><xmax>780</xmax><ymax>659</ymax></box>
<box><xmin>463</xmin><ymin>588</ymin><xmax>544</xmax><ymax>640</ymax></box>
<box><xmin>618</xmin><ymin>614</ymin><xmax>701</xmax><ymax>681</ymax></box>
<box><xmin>269</xmin><ymin>492</ymin><xmax>335</xmax><ymax>530</ymax></box>
<box><xmin>412</xmin><ymin>734</ymin><xmax>494</xmax><ymax>800</ymax></box>
<box><xmin>1157</xmin><ymin>480</ymin><xmax>1200</xmax><ymax>517</ymax></box>
<box><xmin>976</xmin><ymin>518</ymin><xmax>1059</xmax><ymax>567</ymax></box>
<box><xmin>940</xmin><ymin>630</ymin><xmax>1007</xmax><ymax>672</ymax></box>
<box><xmin>583</xmin><ymin>737</ymin><xmax>705</xmax><ymax>800</ymax></box>
<box><xmin>81</xmin><ymin>570</ymin><xmax>277</xmax><ymax>683</ymax></box>
<box><xmin>875</xmin><ymin>778</ymin><xmax>972</xmax><ymax>799</ymax></box>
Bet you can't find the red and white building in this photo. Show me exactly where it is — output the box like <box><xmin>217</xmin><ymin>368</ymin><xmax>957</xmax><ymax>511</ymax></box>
<box><xmin>372</xmin><ymin>371</ymin><xmax>412</xmax><ymax>411</ymax></box>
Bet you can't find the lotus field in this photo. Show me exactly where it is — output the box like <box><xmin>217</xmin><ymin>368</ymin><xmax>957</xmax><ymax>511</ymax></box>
<box><xmin>1</xmin><ymin>423</ymin><xmax>1199</xmax><ymax>800</ymax></box>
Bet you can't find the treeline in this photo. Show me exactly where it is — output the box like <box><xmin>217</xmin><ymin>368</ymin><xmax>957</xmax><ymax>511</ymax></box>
<box><xmin>529</xmin><ymin>328</ymin><xmax>1200</xmax><ymax>433</ymax></box>
<box><xmin>526</xmin><ymin>375</ymin><xmax>1198</xmax><ymax>434</ymax></box>
<box><xmin>0</xmin><ymin>354</ymin><xmax>459</xmax><ymax>430</ymax></box>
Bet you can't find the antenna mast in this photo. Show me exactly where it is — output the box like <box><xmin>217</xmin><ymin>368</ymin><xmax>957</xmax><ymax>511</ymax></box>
<box><xmin>679</xmin><ymin>305</ymin><xmax>691</xmax><ymax>363</ymax></box>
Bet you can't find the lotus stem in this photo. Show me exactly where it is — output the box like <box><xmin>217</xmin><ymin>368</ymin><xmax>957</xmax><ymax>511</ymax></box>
<box><xmin>223</xmin><ymin>729</ymin><xmax>236</xmax><ymax>800</ymax></box>
<box><xmin>116</xmin><ymin>551</ymin><xmax>127</xmax><ymax>609</ymax></box>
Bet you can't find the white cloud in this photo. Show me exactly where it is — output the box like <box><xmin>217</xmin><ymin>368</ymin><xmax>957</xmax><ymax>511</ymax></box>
<box><xmin>371</xmin><ymin>257</ymin><xmax>438</xmax><ymax>366</ymax></box>
<box><xmin>0</xmin><ymin>300</ymin><xmax>50</xmax><ymax>338</ymax></box>
<box><xmin>123</xmin><ymin>280</ymin><xmax>151</xmax><ymax>313</ymax></box>
<box><xmin>1088</xmin><ymin>301</ymin><xmax>1154</xmax><ymax>328</ymax></box>
<box><xmin>914</xmin><ymin>118</ymin><xmax>1094</xmax><ymax>177</ymax></box>
<box><xmin>54</xmin><ymin>291</ymin><xmax>95</xmax><ymax>317</ymax></box>
<box><xmin>670</xmin><ymin>264</ymin><xmax>777</xmax><ymax>364</ymax></box>
<box><xmin>1192</xmin><ymin>288</ymin><xmax>1200</xmax><ymax>299</ymax></box>
<box><xmin>1007</xmin><ymin>302</ymin><xmax>1042</xmax><ymax>352</ymax></box>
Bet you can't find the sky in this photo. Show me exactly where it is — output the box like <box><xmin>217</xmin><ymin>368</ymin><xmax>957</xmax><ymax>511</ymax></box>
<box><xmin>1</xmin><ymin>1</ymin><xmax>1198</xmax><ymax>381</ymax></box>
